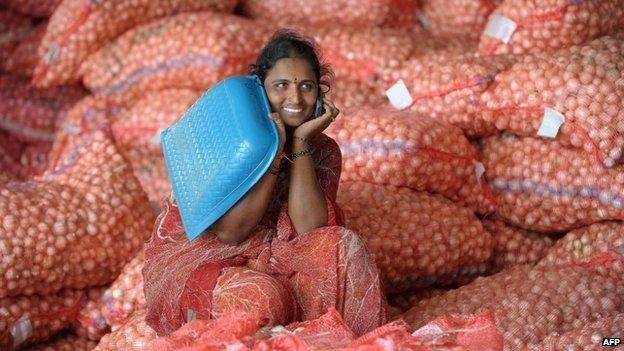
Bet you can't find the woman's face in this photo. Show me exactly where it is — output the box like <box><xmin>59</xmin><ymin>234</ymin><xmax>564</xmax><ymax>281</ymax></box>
<box><xmin>264</xmin><ymin>57</ymin><xmax>319</xmax><ymax>128</ymax></box>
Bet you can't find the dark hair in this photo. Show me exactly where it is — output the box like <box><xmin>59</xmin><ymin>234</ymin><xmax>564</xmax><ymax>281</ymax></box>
<box><xmin>249</xmin><ymin>30</ymin><xmax>333</xmax><ymax>94</ymax></box>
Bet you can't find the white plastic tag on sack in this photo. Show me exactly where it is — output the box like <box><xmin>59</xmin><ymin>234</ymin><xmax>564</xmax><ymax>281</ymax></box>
<box><xmin>475</xmin><ymin>162</ymin><xmax>486</xmax><ymax>182</ymax></box>
<box><xmin>537</xmin><ymin>108</ymin><xmax>565</xmax><ymax>138</ymax></box>
<box><xmin>11</xmin><ymin>316</ymin><xmax>32</xmax><ymax>348</ymax></box>
<box><xmin>484</xmin><ymin>15</ymin><xmax>517</xmax><ymax>43</ymax></box>
<box><xmin>386</xmin><ymin>80</ymin><xmax>413</xmax><ymax>110</ymax></box>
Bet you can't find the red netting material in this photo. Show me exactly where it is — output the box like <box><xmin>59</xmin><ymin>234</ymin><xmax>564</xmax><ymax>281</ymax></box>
<box><xmin>0</xmin><ymin>129</ymin><xmax>154</xmax><ymax>297</ymax></box>
<box><xmin>0</xmin><ymin>289</ymin><xmax>84</xmax><ymax>349</ymax></box>
<box><xmin>0</xmin><ymin>0</ymin><xmax>61</xmax><ymax>18</ymax></box>
<box><xmin>419</xmin><ymin>0</ymin><xmax>499</xmax><ymax>40</ymax></box>
<box><xmin>0</xmin><ymin>74</ymin><xmax>85</xmax><ymax>144</ymax></box>
<box><xmin>526</xmin><ymin>312</ymin><xmax>624</xmax><ymax>351</ymax></box>
<box><xmin>145</xmin><ymin>307</ymin><xmax>504</xmax><ymax>351</ymax></box>
<box><xmin>481</xmin><ymin>35</ymin><xmax>624</xmax><ymax>167</ymax></box>
<box><xmin>101</xmin><ymin>250</ymin><xmax>145</xmax><ymax>332</ymax></box>
<box><xmin>337</xmin><ymin>181</ymin><xmax>493</xmax><ymax>293</ymax></box>
<box><xmin>3</xmin><ymin>22</ymin><xmax>47</xmax><ymax>77</ymax></box>
<box><xmin>143</xmin><ymin>134</ymin><xmax>387</xmax><ymax>336</ymax></box>
<box><xmin>33</xmin><ymin>0</ymin><xmax>239</xmax><ymax>87</ymax></box>
<box><xmin>324</xmin><ymin>107</ymin><xmax>496</xmax><ymax>210</ymax></box>
<box><xmin>483</xmin><ymin>219</ymin><xmax>555</xmax><ymax>273</ymax></box>
<box><xmin>72</xmin><ymin>287</ymin><xmax>109</xmax><ymax>341</ymax></box>
<box><xmin>26</xmin><ymin>331</ymin><xmax>98</xmax><ymax>351</ymax></box>
<box><xmin>538</xmin><ymin>221</ymin><xmax>624</xmax><ymax>267</ymax></box>
<box><xmin>482</xmin><ymin>135</ymin><xmax>624</xmax><ymax>232</ymax></box>
<box><xmin>80</xmin><ymin>12</ymin><xmax>274</xmax><ymax>103</ymax></box>
<box><xmin>478</xmin><ymin>0</ymin><xmax>624</xmax><ymax>56</ymax></box>
<box><xmin>239</xmin><ymin>0</ymin><xmax>392</xmax><ymax>28</ymax></box>
<box><xmin>401</xmin><ymin>251</ymin><xmax>624</xmax><ymax>350</ymax></box>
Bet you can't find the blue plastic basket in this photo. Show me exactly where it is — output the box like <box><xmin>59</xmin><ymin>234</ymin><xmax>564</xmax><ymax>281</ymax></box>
<box><xmin>160</xmin><ymin>75</ymin><xmax>278</xmax><ymax>240</ymax></box>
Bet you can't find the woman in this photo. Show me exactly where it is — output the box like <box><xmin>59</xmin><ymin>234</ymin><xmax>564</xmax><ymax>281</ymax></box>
<box><xmin>142</xmin><ymin>30</ymin><xmax>388</xmax><ymax>336</ymax></box>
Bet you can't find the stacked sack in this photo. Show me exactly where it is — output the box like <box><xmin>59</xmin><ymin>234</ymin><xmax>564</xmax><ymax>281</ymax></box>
<box><xmin>380</xmin><ymin>1</ymin><xmax>624</xmax><ymax>349</ymax></box>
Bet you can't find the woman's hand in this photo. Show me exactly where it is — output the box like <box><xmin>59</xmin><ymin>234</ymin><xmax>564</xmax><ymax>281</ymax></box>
<box><xmin>293</xmin><ymin>99</ymin><xmax>340</xmax><ymax>141</ymax></box>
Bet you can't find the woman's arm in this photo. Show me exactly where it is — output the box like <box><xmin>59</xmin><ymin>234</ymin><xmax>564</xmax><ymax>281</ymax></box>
<box><xmin>287</xmin><ymin>137</ymin><xmax>329</xmax><ymax>234</ymax></box>
<box><xmin>208</xmin><ymin>113</ymin><xmax>286</xmax><ymax>245</ymax></box>
<box><xmin>209</xmin><ymin>159</ymin><xmax>280</xmax><ymax>245</ymax></box>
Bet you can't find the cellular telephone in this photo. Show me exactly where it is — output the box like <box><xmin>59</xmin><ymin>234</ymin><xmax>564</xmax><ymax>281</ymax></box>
<box><xmin>313</xmin><ymin>92</ymin><xmax>325</xmax><ymax>119</ymax></box>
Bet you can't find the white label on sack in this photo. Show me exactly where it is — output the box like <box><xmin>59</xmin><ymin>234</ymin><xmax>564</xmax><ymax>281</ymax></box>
<box><xmin>11</xmin><ymin>316</ymin><xmax>32</xmax><ymax>348</ymax></box>
<box><xmin>475</xmin><ymin>162</ymin><xmax>486</xmax><ymax>181</ymax></box>
<box><xmin>386</xmin><ymin>80</ymin><xmax>413</xmax><ymax>110</ymax></box>
<box><xmin>537</xmin><ymin>108</ymin><xmax>565</xmax><ymax>138</ymax></box>
<box><xmin>484</xmin><ymin>15</ymin><xmax>517</xmax><ymax>43</ymax></box>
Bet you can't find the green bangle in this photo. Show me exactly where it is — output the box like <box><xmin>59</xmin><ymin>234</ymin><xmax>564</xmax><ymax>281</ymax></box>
<box><xmin>291</xmin><ymin>149</ymin><xmax>312</xmax><ymax>160</ymax></box>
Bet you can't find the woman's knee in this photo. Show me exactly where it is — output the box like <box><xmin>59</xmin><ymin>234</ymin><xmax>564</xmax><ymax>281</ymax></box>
<box><xmin>212</xmin><ymin>267</ymin><xmax>296</xmax><ymax>326</ymax></box>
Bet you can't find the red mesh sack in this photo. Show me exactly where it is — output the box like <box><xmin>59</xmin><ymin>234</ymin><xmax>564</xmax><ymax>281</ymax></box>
<box><xmin>239</xmin><ymin>0</ymin><xmax>392</xmax><ymax>28</ymax></box>
<box><xmin>94</xmin><ymin>310</ymin><xmax>157</xmax><ymax>351</ymax></box>
<box><xmin>408</xmin><ymin>309</ymin><xmax>504</xmax><ymax>351</ymax></box>
<box><xmin>310</xmin><ymin>26</ymin><xmax>416</xmax><ymax>84</ymax></box>
<box><xmin>481</xmin><ymin>35</ymin><xmax>624</xmax><ymax>167</ymax></box>
<box><xmin>419</xmin><ymin>0</ymin><xmax>499</xmax><ymax>40</ymax></box>
<box><xmin>526</xmin><ymin>312</ymin><xmax>624</xmax><ymax>351</ymax></box>
<box><xmin>337</xmin><ymin>181</ymin><xmax>493</xmax><ymax>293</ymax></box>
<box><xmin>72</xmin><ymin>287</ymin><xmax>109</xmax><ymax>341</ymax></box>
<box><xmin>4</xmin><ymin>22</ymin><xmax>47</xmax><ymax>77</ymax></box>
<box><xmin>0</xmin><ymin>74</ymin><xmax>85</xmax><ymax>144</ymax></box>
<box><xmin>0</xmin><ymin>134</ymin><xmax>25</xmax><ymax>180</ymax></box>
<box><xmin>325</xmin><ymin>108</ymin><xmax>493</xmax><ymax>208</ymax></box>
<box><xmin>478</xmin><ymin>0</ymin><xmax>624</xmax><ymax>56</ymax></box>
<box><xmin>128</xmin><ymin>153</ymin><xmax>171</xmax><ymax>211</ymax></box>
<box><xmin>326</xmin><ymin>78</ymin><xmax>388</xmax><ymax>110</ymax></box>
<box><xmin>389</xmin><ymin>54</ymin><xmax>515</xmax><ymax>137</ymax></box>
<box><xmin>18</xmin><ymin>142</ymin><xmax>54</xmax><ymax>179</ymax></box>
<box><xmin>147</xmin><ymin>311</ymin><xmax>265</xmax><ymax>350</ymax></box>
<box><xmin>483</xmin><ymin>219</ymin><xmax>556</xmax><ymax>273</ymax></box>
<box><xmin>102</xmin><ymin>251</ymin><xmax>145</xmax><ymax>332</ymax></box>
<box><xmin>401</xmin><ymin>250</ymin><xmax>624</xmax><ymax>350</ymax></box>
<box><xmin>33</xmin><ymin>0</ymin><xmax>239</xmax><ymax>88</ymax></box>
<box><xmin>49</xmin><ymin>95</ymin><xmax>170</xmax><ymax>207</ymax></box>
<box><xmin>110</xmin><ymin>89</ymin><xmax>200</xmax><ymax>157</ymax></box>
<box><xmin>0</xmin><ymin>0</ymin><xmax>61</xmax><ymax>18</ymax></box>
<box><xmin>388</xmin><ymin>289</ymin><xmax>452</xmax><ymax>318</ymax></box>
<box><xmin>380</xmin><ymin>0</ymin><xmax>423</xmax><ymax>31</ymax></box>
<box><xmin>0</xmin><ymin>129</ymin><xmax>154</xmax><ymax>297</ymax></box>
<box><xmin>538</xmin><ymin>221</ymin><xmax>624</xmax><ymax>267</ymax></box>
<box><xmin>482</xmin><ymin>135</ymin><xmax>624</xmax><ymax>232</ymax></box>
<box><xmin>80</xmin><ymin>12</ymin><xmax>274</xmax><ymax>103</ymax></box>
<box><xmin>0</xmin><ymin>10</ymin><xmax>32</xmax><ymax>63</ymax></box>
<box><xmin>26</xmin><ymin>331</ymin><xmax>98</xmax><ymax>351</ymax></box>
<box><xmin>0</xmin><ymin>289</ymin><xmax>83</xmax><ymax>349</ymax></box>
